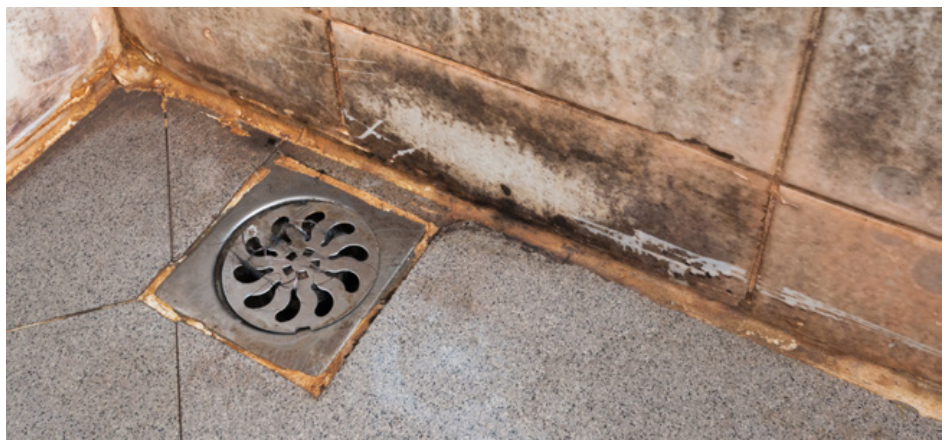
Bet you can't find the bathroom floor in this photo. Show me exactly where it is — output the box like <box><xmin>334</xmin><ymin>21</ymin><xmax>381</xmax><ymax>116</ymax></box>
<box><xmin>6</xmin><ymin>90</ymin><xmax>941</xmax><ymax>439</ymax></box>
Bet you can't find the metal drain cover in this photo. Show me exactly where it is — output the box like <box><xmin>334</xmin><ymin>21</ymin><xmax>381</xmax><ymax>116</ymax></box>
<box><xmin>152</xmin><ymin>156</ymin><xmax>428</xmax><ymax>377</ymax></box>
<box><xmin>217</xmin><ymin>200</ymin><xmax>380</xmax><ymax>333</ymax></box>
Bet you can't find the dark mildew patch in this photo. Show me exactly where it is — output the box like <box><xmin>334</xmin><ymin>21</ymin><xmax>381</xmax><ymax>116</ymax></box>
<box><xmin>117</xmin><ymin>7</ymin><xmax>341</xmax><ymax>131</ymax></box>
<box><xmin>872</xmin><ymin>166</ymin><xmax>921</xmax><ymax>205</ymax></box>
<box><xmin>332</xmin><ymin>8</ymin><xmax>812</xmax><ymax>172</ymax></box>
<box><xmin>334</xmin><ymin>25</ymin><xmax>770</xmax><ymax>304</ymax></box>
<box><xmin>784</xmin><ymin>8</ymin><xmax>942</xmax><ymax>235</ymax></box>
<box><xmin>7</xmin><ymin>8</ymin><xmax>120</xmax><ymax>148</ymax></box>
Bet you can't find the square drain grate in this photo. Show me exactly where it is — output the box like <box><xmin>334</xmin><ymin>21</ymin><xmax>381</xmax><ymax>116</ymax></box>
<box><xmin>152</xmin><ymin>155</ymin><xmax>430</xmax><ymax>391</ymax></box>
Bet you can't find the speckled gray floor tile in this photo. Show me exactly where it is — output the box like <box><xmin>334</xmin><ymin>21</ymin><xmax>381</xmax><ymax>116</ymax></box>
<box><xmin>6</xmin><ymin>90</ymin><xmax>169</xmax><ymax>329</ymax></box>
<box><xmin>167</xmin><ymin>99</ymin><xmax>276</xmax><ymax>258</ymax></box>
<box><xmin>6</xmin><ymin>302</ymin><xmax>179</xmax><ymax>439</ymax></box>
<box><xmin>178</xmin><ymin>225</ymin><xmax>941</xmax><ymax>439</ymax></box>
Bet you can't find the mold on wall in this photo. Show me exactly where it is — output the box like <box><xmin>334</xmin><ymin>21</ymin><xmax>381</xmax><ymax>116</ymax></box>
<box><xmin>333</xmin><ymin>24</ymin><xmax>770</xmax><ymax>305</ymax></box>
<box><xmin>331</xmin><ymin>7</ymin><xmax>814</xmax><ymax>172</ymax></box>
<box><xmin>6</xmin><ymin>7</ymin><xmax>121</xmax><ymax>154</ymax></box>
<box><xmin>117</xmin><ymin>8</ymin><xmax>342</xmax><ymax>132</ymax></box>
<box><xmin>784</xmin><ymin>8</ymin><xmax>942</xmax><ymax>236</ymax></box>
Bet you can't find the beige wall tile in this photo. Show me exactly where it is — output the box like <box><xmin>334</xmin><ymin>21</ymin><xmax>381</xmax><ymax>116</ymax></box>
<box><xmin>332</xmin><ymin>7</ymin><xmax>813</xmax><ymax>172</ymax></box>
<box><xmin>784</xmin><ymin>8</ymin><xmax>941</xmax><ymax>235</ymax></box>
<box><xmin>334</xmin><ymin>25</ymin><xmax>770</xmax><ymax>304</ymax></box>
<box><xmin>119</xmin><ymin>7</ymin><xmax>341</xmax><ymax>130</ymax></box>
<box><xmin>754</xmin><ymin>186</ymin><xmax>941</xmax><ymax>382</ymax></box>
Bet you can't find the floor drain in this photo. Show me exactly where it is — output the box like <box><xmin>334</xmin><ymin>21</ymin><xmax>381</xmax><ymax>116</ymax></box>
<box><xmin>152</xmin><ymin>156</ymin><xmax>428</xmax><ymax>378</ymax></box>
<box><xmin>217</xmin><ymin>200</ymin><xmax>380</xmax><ymax>333</ymax></box>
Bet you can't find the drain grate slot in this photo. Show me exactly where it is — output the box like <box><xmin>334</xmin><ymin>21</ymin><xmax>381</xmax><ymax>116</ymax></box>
<box><xmin>216</xmin><ymin>199</ymin><xmax>380</xmax><ymax>334</ymax></box>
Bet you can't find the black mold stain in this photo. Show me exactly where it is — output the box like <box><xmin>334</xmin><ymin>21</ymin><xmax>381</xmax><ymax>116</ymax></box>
<box><xmin>144</xmin><ymin>8</ymin><xmax>340</xmax><ymax>130</ymax></box>
<box><xmin>338</xmin><ymin>29</ymin><xmax>770</xmax><ymax>303</ymax></box>
<box><xmin>812</xmin><ymin>8</ymin><xmax>941</xmax><ymax>207</ymax></box>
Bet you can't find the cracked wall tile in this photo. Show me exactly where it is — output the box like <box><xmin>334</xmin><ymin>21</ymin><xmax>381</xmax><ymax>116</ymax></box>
<box><xmin>118</xmin><ymin>7</ymin><xmax>342</xmax><ymax>131</ymax></box>
<box><xmin>334</xmin><ymin>25</ymin><xmax>770</xmax><ymax>304</ymax></box>
<box><xmin>784</xmin><ymin>8</ymin><xmax>942</xmax><ymax>235</ymax></box>
<box><xmin>332</xmin><ymin>7</ymin><xmax>813</xmax><ymax>171</ymax></box>
<box><xmin>753</xmin><ymin>187</ymin><xmax>941</xmax><ymax>382</ymax></box>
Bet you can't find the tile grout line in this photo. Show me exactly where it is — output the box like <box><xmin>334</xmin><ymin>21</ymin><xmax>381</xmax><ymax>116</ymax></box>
<box><xmin>174</xmin><ymin>323</ymin><xmax>184</xmax><ymax>440</ymax></box>
<box><xmin>744</xmin><ymin>8</ymin><xmax>826</xmax><ymax>301</ymax></box>
<box><xmin>322</xmin><ymin>9</ymin><xmax>350</xmax><ymax>137</ymax></box>
<box><xmin>6</xmin><ymin>299</ymin><xmax>140</xmax><ymax>333</ymax></box>
<box><xmin>163</xmin><ymin>99</ymin><xmax>176</xmax><ymax>261</ymax></box>
<box><xmin>782</xmin><ymin>182</ymin><xmax>940</xmax><ymax>241</ymax></box>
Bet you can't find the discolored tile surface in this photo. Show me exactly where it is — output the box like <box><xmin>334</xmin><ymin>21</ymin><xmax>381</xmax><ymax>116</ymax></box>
<box><xmin>331</xmin><ymin>8</ymin><xmax>813</xmax><ymax>171</ymax></box>
<box><xmin>753</xmin><ymin>187</ymin><xmax>941</xmax><ymax>383</ymax></box>
<box><xmin>6</xmin><ymin>303</ymin><xmax>179</xmax><ymax>439</ymax></box>
<box><xmin>167</xmin><ymin>98</ymin><xmax>276</xmax><ymax>258</ymax></box>
<box><xmin>334</xmin><ymin>25</ymin><xmax>770</xmax><ymax>304</ymax></box>
<box><xmin>6</xmin><ymin>90</ymin><xmax>169</xmax><ymax>329</ymax></box>
<box><xmin>118</xmin><ymin>7</ymin><xmax>342</xmax><ymax>131</ymax></box>
<box><xmin>784</xmin><ymin>8</ymin><xmax>942</xmax><ymax>235</ymax></box>
<box><xmin>7</xmin><ymin>7</ymin><xmax>121</xmax><ymax>147</ymax></box>
<box><xmin>177</xmin><ymin>226</ymin><xmax>940</xmax><ymax>439</ymax></box>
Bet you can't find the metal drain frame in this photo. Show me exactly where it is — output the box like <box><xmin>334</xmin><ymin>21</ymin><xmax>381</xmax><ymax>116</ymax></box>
<box><xmin>154</xmin><ymin>157</ymin><xmax>428</xmax><ymax>376</ymax></box>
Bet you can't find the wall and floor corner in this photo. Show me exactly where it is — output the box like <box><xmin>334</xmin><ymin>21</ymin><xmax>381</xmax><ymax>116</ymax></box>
<box><xmin>6</xmin><ymin>7</ymin><xmax>122</xmax><ymax>179</ymax></box>
<box><xmin>7</xmin><ymin>7</ymin><xmax>943</xmax><ymax>419</ymax></box>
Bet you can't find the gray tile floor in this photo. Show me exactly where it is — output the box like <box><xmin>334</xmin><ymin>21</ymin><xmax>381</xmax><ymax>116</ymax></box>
<box><xmin>6</xmin><ymin>90</ymin><xmax>942</xmax><ymax>439</ymax></box>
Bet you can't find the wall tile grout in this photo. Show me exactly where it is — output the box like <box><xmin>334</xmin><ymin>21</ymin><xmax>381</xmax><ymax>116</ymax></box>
<box><xmin>744</xmin><ymin>8</ymin><xmax>826</xmax><ymax>301</ymax></box>
<box><xmin>322</xmin><ymin>10</ymin><xmax>350</xmax><ymax>137</ymax></box>
<box><xmin>782</xmin><ymin>182</ymin><xmax>940</xmax><ymax>241</ymax></box>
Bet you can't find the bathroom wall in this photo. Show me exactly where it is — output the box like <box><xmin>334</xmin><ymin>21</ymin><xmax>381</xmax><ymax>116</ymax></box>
<box><xmin>6</xmin><ymin>8</ymin><xmax>121</xmax><ymax>159</ymax></box>
<box><xmin>115</xmin><ymin>7</ymin><xmax>941</xmax><ymax>384</ymax></box>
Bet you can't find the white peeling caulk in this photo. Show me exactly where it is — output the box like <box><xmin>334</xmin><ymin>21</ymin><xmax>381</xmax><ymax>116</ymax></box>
<box><xmin>572</xmin><ymin>217</ymin><xmax>747</xmax><ymax>281</ymax></box>
<box><xmin>756</xmin><ymin>284</ymin><xmax>942</xmax><ymax>356</ymax></box>
<box><xmin>391</xmin><ymin>147</ymin><xmax>420</xmax><ymax>160</ymax></box>
<box><xmin>356</xmin><ymin>120</ymin><xmax>385</xmax><ymax>140</ymax></box>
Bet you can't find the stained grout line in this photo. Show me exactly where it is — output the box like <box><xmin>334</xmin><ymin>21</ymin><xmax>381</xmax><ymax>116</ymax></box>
<box><xmin>782</xmin><ymin>182</ymin><xmax>941</xmax><ymax>241</ymax></box>
<box><xmin>329</xmin><ymin>19</ymin><xmax>767</xmax><ymax>180</ymax></box>
<box><xmin>6</xmin><ymin>299</ymin><xmax>140</xmax><ymax>333</ymax></box>
<box><xmin>744</xmin><ymin>8</ymin><xmax>826</xmax><ymax>301</ymax></box>
<box><xmin>163</xmin><ymin>99</ymin><xmax>176</xmax><ymax>260</ymax></box>
<box><xmin>174</xmin><ymin>322</ymin><xmax>184</xmax><ymax>440</ymax></box>
<box><xmin>323</xmin><ymin>12</ymin><xmax>350</xmax><ymax>137</ymax></box>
